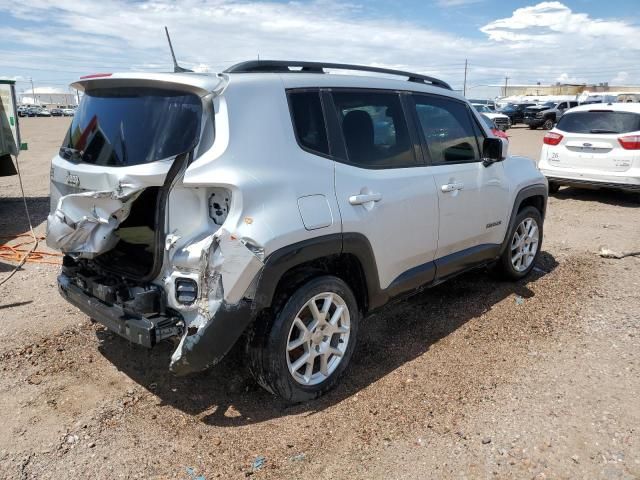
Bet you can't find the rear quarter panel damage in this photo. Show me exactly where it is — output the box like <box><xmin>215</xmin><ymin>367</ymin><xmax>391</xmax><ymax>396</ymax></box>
<box><xmin>168</xmin><ymin>228</ymin><xmax>264</xmax><ymax>375</ymax></box>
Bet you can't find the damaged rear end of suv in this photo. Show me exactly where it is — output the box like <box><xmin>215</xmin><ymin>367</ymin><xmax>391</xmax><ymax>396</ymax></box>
<box><xmin>48</xmin><ymin>72</ymin><xmax>264</xmax><ymax>376</ymax></box>
<box><xmin>49</xmin><ymin>61</ymin><xmax>547</xmax><ymax>402</ymax></box>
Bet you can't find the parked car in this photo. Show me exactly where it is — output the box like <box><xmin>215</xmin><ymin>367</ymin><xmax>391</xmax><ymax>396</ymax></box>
<box><xmin>62</xmin><ymin>108</ymin><xmax>75</xmax><ymax>116</ymax></box>
<box><xmin>500</xmin><ymin>103</ymin><xmax>538</xmax><ymax>125</ymax></box>
<box><xmin>50</xmin><ymin>108</ymin><xmax>63</xmax><ymax>116</ymax></box>
<box><xmin>469</xmin><ymin>99</ymin><xmax>496</xmax><ymax>111</ymax></box>
<box><xmin>538</xmin><ymin>103</ymin><xmax>640</xmax><ymax>195</ymax></box>
<box><xmin>480</xmin><ymin>114</ymin><xmax>509</xmax><ymax>141</ymax></box>
<box><xmin>48</xmin><ymin>61</ymin><xmax>547</xmax><ymax>402</ymax></box>
<box><xmin>17</xmin><ymin>106</ymin><xmax>28</xmax><ymax>117</ymax></box>
<box><xmin>26</xmin><ymin>106</ymin><xmax>40</xmax><ymax>117</ymax></box>
<box><xmin>524</xmin><ymin>101</ymin><xmax>579</xmax><ymax>130</ymax></box>
<box><xmin>473</xmin><ymin>104</ymin><xmax>511</xmax><ymax>131</ymax></box>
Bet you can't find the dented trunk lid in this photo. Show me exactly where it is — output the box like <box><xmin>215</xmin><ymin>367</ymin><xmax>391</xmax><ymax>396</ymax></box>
<box><xmin>47</xmin><ymin>83</ymin><xmax>204</xmax><ymax>261</ymax></box>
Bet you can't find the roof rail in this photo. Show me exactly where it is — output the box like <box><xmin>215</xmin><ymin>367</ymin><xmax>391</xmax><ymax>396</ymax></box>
<box><xmin>223</xmin><ymin>60</ymin><xmax>452</xmax><ymax>90</ymax></box>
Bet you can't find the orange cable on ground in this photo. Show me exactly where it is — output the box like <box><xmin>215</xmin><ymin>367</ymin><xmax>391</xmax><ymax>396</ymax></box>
<box><xmin>0</xmin><ymin>233</ymin><xmax>62</xmax><ymax>266</ymax></box>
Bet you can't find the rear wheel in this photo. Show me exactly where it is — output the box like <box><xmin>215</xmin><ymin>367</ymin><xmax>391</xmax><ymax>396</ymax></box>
<box><xmin>495</xmin><ymin>207</ymin><xmax>543</xmax><ymax>280</ymax></box>
<box><xmin>247</xmin><ymin>275</ymin><xmax>359</xmax><ymax>402</ymax></box>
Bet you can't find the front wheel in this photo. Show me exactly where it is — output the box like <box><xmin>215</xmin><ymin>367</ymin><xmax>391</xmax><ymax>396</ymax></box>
<box><xmin>543</xmin><ymin>119</ymin><xmax>554</xmax><ymax>130</ymax></box>
<box><xmin>247</xmin><ymin>276</ymin><xmax>359</xmax><ymax>402</ymax></box>
<box><xmin>494</xmin><ymin>207</ymin><xmax>543</xmax><ymax>280</ymax></box>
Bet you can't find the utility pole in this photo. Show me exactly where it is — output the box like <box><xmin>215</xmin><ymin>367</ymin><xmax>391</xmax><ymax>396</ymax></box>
<box><xmin>503</xmin><ymin>76</ymin><xmax>510</xmax><ymax>97</ymax></box>
<box><xmin>463</xmin><ymin>59</ymin><xmax>468</xmax><ymax>97</ymax></box>
<box><xmin>30</xmin><ymin>77</ymin><xmax>36</xmax><ymax>106</ymax></box>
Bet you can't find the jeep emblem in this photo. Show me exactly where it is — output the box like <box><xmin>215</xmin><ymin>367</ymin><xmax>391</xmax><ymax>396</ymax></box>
<box><xmin>66</xmin><ymin>172</ymin><xmax>80</xmax><ymax>187</ymax></box>
<box><xmin>583</xmin><ymin>143</ymin><xmax>592</xmax><ymax>147</ymax></box>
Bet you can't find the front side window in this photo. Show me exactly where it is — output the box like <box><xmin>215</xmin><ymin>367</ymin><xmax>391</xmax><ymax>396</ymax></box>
<box><xmin>332</xmin><ymin>91</ymin><xmax>415</xmax><ymax>168</ymax></box>
<box><xmin>288</xmin><ymin>90</ymin><xmax>329</xmax><ymax>157</ymax></box>
<box><xmin>413</xmin><ymin>95</ymin><xmax>481</xmax><ymax>164</ymax></box>
<box><xmin>63</xmin><ymin>87</ymin><xmax>202</xmax><ymax>167</ymax></box>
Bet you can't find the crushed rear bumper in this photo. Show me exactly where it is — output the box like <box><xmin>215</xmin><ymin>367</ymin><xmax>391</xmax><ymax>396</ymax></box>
<box><xmin>57</xmin><ymin>273</ymin><xmax>182</xmax><ymax>348</ymax></box>
<box><xmin>57</xmin><ymin>269</ymin><xmax>258</xmax><ymax>375</ymax></box>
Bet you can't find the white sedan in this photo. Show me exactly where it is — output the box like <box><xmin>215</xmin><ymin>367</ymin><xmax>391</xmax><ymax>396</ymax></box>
<box><xmin>538</xmin><ymin>103</ymin><xmax>640</xmax><ymax>195</ymax></box>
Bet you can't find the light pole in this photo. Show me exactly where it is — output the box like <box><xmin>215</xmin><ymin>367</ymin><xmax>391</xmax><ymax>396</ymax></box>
<box><xmin>30</xmin><ymin>77</ymin><xmax>36</xmax><ymax>105</ymax></box>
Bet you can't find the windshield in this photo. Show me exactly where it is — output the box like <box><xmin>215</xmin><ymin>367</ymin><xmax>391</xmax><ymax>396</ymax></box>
<box><xmin>473</xmin><ymin>105</ymin><xmax>491</xmax><ymax>113</ymax></box>
<box><xmin>62</xmin><ymin>87</ymin><xmax>202</xmax><ymax>166</ymax></box>
<box><xmin>556</xmin><ymin>111</ymin><xmax>640</xmax><ymax>134</ymax></box>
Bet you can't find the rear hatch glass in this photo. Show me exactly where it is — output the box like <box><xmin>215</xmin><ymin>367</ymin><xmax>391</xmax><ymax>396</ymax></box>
<box><xmin>62</xmin><ymin>87</ymin><xmax>202</xmax><ymax>166</ymax></box>
<box><xmin>556</xmin><ymin>111</ymin><xmax>640</xmax><ymax>134</ymax></box>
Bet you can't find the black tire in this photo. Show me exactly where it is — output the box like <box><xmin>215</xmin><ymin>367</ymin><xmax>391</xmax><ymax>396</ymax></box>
<box><xmin>494</xmin><ymin>206</ymin><xmax>543</xmax><ymax>281</ymax></box>
<box><xmin>543</xmin><ymin>118</ymin><xmax>554</xmax><ymax>130</ymax></box>
<box><xmin>247</xmin><ymin>275</ymin><xmax>359</xmax><ymax>403</ymax></box>
<box><xmin>548</xmin><ymin>181</ymin><xmax>561</xmax><ymax>194</ymax></box>
<box><xmin>528</xmin><ymin>125</ymin><xmax>537</xmax><ymax>130</ymax></box>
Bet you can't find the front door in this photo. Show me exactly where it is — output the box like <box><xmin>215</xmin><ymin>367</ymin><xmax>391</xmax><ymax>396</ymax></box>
<box><xmin>330</xmin><ymin>90</ymin><xmax>439</xmax><ymax>292</ymax></box>
<box><xmin>410</xmin><ymin>93</ymin><xmax>510</xmax><ymax>271</ymax></box>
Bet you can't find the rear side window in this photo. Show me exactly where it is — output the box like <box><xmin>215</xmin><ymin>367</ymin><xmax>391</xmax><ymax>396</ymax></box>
<box><xmin>413</xmin><ymin>95</ymin><xmax>481</xmax><ymax>164</ymax></box>
<box><xmin>556</xmin><ymin>111</ymin><xmax>640</xmax><ymax>134</ymax></box>
<box><xmin>288</xmin><ymin>91</ymin><xmax>329</xmax><ymax>157</ymax></box>
<box><xmin>332</xmin><ymin>91</ymin><xmax>415</xmax><ymax>168</ymax></box>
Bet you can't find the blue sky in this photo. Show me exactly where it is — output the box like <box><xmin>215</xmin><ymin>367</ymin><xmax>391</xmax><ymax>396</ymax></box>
<box><xmin>1</xmin><ymin>0</ymin><xmax>639</xmax><ymax>98</ymax></box>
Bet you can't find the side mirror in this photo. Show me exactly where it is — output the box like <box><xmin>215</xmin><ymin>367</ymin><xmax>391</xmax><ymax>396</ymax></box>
<box><xmin>482</xmin><ymin>137</ymin><xmax>506</xmax><ymax>166</ymax></box>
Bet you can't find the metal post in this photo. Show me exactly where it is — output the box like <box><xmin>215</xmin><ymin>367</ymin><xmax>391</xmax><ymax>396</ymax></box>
<box><xmin>503</xmin><ymin>76</ymin><xmax>509</xmax><ymax>97</ymax></box>
<box><xmin>30</xmin><ymin>77</ymin><xmax>36</xmax><ymax>105</ymax></box>
<box><xmin>463</xmin><ymin>59</ymin><xmax>468</xmax><ymax>97</ymax></box>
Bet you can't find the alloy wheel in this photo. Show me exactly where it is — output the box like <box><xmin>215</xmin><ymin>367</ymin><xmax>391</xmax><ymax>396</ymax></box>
<box><xmin>286</xmin><ymin>292</ymin><xmax>351</xmax><ymax>386</ymax></box>
<box><xmin>510</xmin><ymin>217</ymin><xmax>540</xmax><ymax>272</ymax></box>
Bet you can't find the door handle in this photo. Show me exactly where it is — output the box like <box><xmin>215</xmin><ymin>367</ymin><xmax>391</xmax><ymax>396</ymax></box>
<box><xmin>441</xmin><ymin>182</ymin><xmax>464</xmax><ymax>193</ymax></box>
<box><xmin>349</xmin><ymin>192</ymin><xmax>382</xmax><ymax>205</ymax></box>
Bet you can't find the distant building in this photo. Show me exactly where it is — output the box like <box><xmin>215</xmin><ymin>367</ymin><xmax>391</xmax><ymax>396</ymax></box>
<box><xmin>19</xmin><ymin>87</ymin><xmax>78</xmax><ymax>107</ymax></box>
<box><xmin>467</xmin><ymin>83</ymin><xmax>640</xmax><ymax>101</ymax></box>
<box><xmin>496</xmin><ymin>82</ymin><xmax>640</xmax><ymax>97</ymax></box>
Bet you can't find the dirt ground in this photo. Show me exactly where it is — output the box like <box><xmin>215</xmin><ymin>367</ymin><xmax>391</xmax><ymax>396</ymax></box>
<box><xmin>0</xmin><ymin>119</ymin><xmax>638</xmax><ymax>480</ymax></box>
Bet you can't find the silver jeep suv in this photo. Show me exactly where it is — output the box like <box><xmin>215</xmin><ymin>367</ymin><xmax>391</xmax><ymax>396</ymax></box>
<box><xmin>48</xmin><ymin>61</ymin><xmax>547</xmax><ymax>402</ymax></box>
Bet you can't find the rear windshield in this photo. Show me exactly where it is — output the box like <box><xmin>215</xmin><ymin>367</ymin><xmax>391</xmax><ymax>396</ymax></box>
<box><xmin>556</xmin><ymin>111</ymin><xmax>640</xmax><ymax>134</ymax></box>
<box><xmin>62</xmin><ymin>87</ymin><xmax>202</xmax><ymax>166</ymax></box>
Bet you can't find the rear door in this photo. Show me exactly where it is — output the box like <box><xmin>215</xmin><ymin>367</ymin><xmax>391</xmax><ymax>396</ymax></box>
<box><xmin>409</xmin><ymin>93</ymin><xmax>510</xmax><ymax>265</ymax></box>
<box><xmin>330</xmin><ymin>89</ymin><xmax>439</xmax><ymax>292</ymax></box>
<box><xmin>552</xmin><ymin>110</ymin><xmax>640</xmax><ymax>172</ymax></box>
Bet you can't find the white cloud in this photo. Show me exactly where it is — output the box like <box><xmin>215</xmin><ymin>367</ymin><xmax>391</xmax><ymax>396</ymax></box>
<box><xmin>556</xmin><ymin>73</ymin><xmax>585</xmax><ymax>84</ymax></box>
<box><xmin>481</xmin><ymin>2</ymin><xmax>638</xmax><ymax>47</ymax></box>
<box><xmin>0</xmin><ymin>0</ymin><xmax>637</xmax><ymax>95</ymax></box>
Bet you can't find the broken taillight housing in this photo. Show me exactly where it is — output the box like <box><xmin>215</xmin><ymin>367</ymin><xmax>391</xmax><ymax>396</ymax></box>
<box><xmin>543</xmin><ymin>132</ymin><xmax>563</xmax><ymax>146</ymax></box>
<box><xmin>175</xmin><ymin>279</ymin><xmax>198</xmax><ymax>305</ymax></box>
